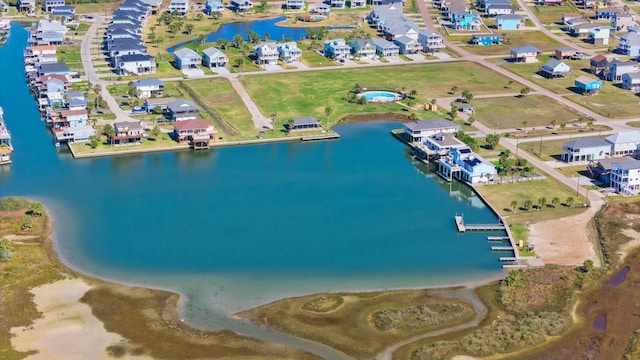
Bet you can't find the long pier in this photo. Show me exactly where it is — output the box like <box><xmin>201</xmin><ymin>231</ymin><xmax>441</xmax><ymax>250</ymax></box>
<box><xmin>454</xmin><ymin>215</ymin><xmax>506</xmax><ymax>232</ymax></box>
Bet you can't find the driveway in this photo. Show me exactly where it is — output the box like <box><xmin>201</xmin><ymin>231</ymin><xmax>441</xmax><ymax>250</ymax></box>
<box><xmin>181</xmin><ymin>68</ymin><xmax>205</xmax><ymax>77</ymax></box>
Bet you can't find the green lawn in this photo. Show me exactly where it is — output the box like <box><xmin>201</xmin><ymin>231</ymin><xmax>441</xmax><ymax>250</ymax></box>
<box><xmin>241</xmin><ymin>62</ymin><xmax>521</xmax><ymax>126</ymax></box>
<box><xmin>565</xmin><ymin>83</ymin><xmax>640</xmax><ymax>118</ymax></box>
<box><xmin>472</xmin><ymin>94</ymin><xmax>583</xmax><ymax>129</ymax></box>
<box><xmin>57</xmin><ymin>46</ymin><xmax>82</xmax><ymax>64</ymax></box>
<box><xmin>531</xmin><ymin>5</ymin><xmax>575</xmax><ymax>25</ymax></box>
<box><xmin>460</xmin><ymin>31</ymin><xmax>564</xmax><ymax>56</ymax></box>
<box><xmin>73</xmin><ymin>2</ymin><xmax>120</xmax><ymax>14</ymax></box>
<box><xmin>501</xmin><ymin>55</ymin><xmax>592</xmax><ymax>94</ymax></box>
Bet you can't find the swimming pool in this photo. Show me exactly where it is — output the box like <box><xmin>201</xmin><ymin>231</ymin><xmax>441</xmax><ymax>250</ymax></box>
<box><xmin>360</xmin><ymin>91</ymin><xmax>399</xmax><ymax>102</ymax></box>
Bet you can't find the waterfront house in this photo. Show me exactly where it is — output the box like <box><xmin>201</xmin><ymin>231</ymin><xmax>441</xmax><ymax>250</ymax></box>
<box><xmin>311</xmin><ymin>3</ymin><xmax>330</xmax><ymax>15</ymax></box>
<box><xmin>487</xmin><ymin>3</ymin><xmax>514</xmax><ymax>16</ymax></box>
<box><xmin>67</xmin><ymin>97</ymin><xmax>87</xmax><ymax>111</ymax></box>
<box><xmin>470</xmin><ymin>34</ymin><xmax>502</xmax><ymax>46</ymax></box>
<box><xmin>605</xmin><ymin>131</ymin><xmax>640</xmax><ymax>155</ymax></box>
<box><xmin>134</xmin><ymin>78</ymin><xmax>164</xmax><ymax>98</ymax></box>
<box><xmin>254</xmin><ymin>42</ymin><xmax>279</xmax><ymax>65</ymax></box>
<box><xmin>110</xmin><ymin>121</ymin><xmax>144</xmax><ymax>145</ymax></box>
<box><xmin>424</xmin><ymin>132</ymin><xmax>466</xmax><ymax>156</ymax></box>
<box><xmin>202</xmin><ymin>47</ymin><xmax>228</xmax><ymax>67</ymax></box>
<box><xmin>38</xmin><ymin>62</ymin><xmax>70</xmax><ymax>76</ymax></box>
<box><xmin>145</xmin><ymin>97</ymin><xmax>175</xmax><ymax>113</ymax></box>
<box><xmin>173</xmin><ymin>47</ymin><xmax>201</xmax><ymax>70</ymax></box>
<box><xmin>167</xmin><ymin>99</ymin><xmax>199</xmax><ymax>121</ymax></box>
<box><xmin>599</xmin><ymin>157</ymin><xmax>640</xmax><ymax>195</ymax></box>
<box><xmin>402</xmin><ymin>119</ymin><xmax>460</xmax><ymax>143</ymax></box>
<box><xmin>230</xmin><ymin>0</ymin><xmax>253</xmax><ymax>12</ymax></box>
<box><xmin>286</xmin><ymin>0</ymin><xmax>304</xmax><ymax>10</ymax></box>
<box><xmin>329</xmin><ymin>0</ymin><xmax>345</xmax><ymax>9</ymax></box>
<box><xmin>324</xmin><ymin>39</ymin><xmax>351</xmax><ymax>60</ymax></box>
<box><xmin>606</xmin><ymin>59</ymin><xmax>638</xmax><ymax>82</ymax></box>
<box><xmin>590</xmin><ymin>54</ymin><xmax>608</xmax><ymax>76</ymax></box>
<box><xmin>56</xmin><ymin>125</ymin><xmax>95</xmax><ymax>143</ymax></box>
<box><xmin>18</xmin><ymin>0</ymin><xmax>35</xmax><ymax>12</ymax></box>
<box><xmin>555</xmin><ymin>46</ymin><xmax>581</xmax><ymax>60</ymax></box>
<box><xmin>350</xmin><ymin>38</ymin><xmax>376</xmax><ymax>59</ymax></box>
<box><xmin>24</xmin><ymin>45</ymin><xmax>57</xmax><ymax>63</ymax></box>
<box><xmin>205</xmin><ymin>0</ymin><xmax>224</xmax><ymax>14</ymax></box>
<box><xmin>168</xmin><ymin>0</ymin><xmax>189</xmax><ymax>15</ymax></box>
<box><xmin>613</xmin><ymin>12</ymin><xmax>635</xmax><ymax>31</ymax></box>
<box><xmin>277</xmin><ymin>42</ymin><xmax>302</xmax><ymax>63</ymax></box>
<box><xmin>622</xmin><ymin>72</ymin><xmax>640</xmax><ymax>91</ymax></box>
<box><xmin>561</xmin><ymin>137</ymin><xmax>610</xmax><ymax>162</ymax></box>
<box><xmin>34</xmin><ymin>19</ymin><xmax>67</xmax><ymax>45</ymax></box>
<box><xmin>574</xmin><ymin>75</ymin><xmax>602</xmax><ymax>94</ymax></box>
<box><xmin>495</xmin><ymin>14</ymin><xmax>523</xmax><ymax>30</ymax></box>
<box><xmin>394</xmin><ymin>36</ymin><xmax>422</xmax><ymax>54</ymax></box>
<box><xmin>438</xmin><ymin>147</ymin><xmax>497</xmax><ymax>184</ymax></box>
<box><xmin>510</xmin><ymin>46</ymin><xmax>541</xmax><ymax>63</ymax></box>
<box><xmin>589</xmin><ymin>26</ymin><xmax>610</xmax><ymax>45</ymax></box>
<box><xmin>288</xmin><ymin>117</ymin><xmax>321</xmax><ymax>131</ymax></box>
<box><xmin>45</xmin><ymin>77</ymin><xmax>66</xmax><ymax>94</ymax></box>
<box><xmin>418</xmin><ymin>29</ymin><xmax>445</xmax><ymax>52</ymax></box>
<box><xmin>373</xmin><ymin>39</ymin><xmax>400</xmax><ymax>57</ymax></box>
<box><xmin>114</xmin><ymin>54</ymin><xmax>156</xmax><ymax>75</ymax></box>
<box><xmin>539</xmin><ymin>58</ymin><xmax>571</xmax><ymax>78</ymax></box>
<box><xmin>42</xmin><ymin>0</ymin><xmax>64</xmax><ymax>12</ymax></box>
<box><xmin>60</xmin><ymin>109</ymin><xmax>88</xmax><ymax>128</ymax></box>
<box><xmin>174</xmin><ymin>119</ymin><xmax>217</xmax><ymax>144</ymax></box>
<box><xmin>617</xmin><ymin>32</ymin><xmax>640</xmax><ymax>56</ymax></box>
<box><xmin>47</xmin><ymin>92</ymin><xmax>64</xmax><ymax>108</ymax></box>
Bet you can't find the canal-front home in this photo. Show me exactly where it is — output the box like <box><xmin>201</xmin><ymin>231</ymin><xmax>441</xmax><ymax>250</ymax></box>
<box><xmin>202</xmin><ymin>47</ymin><xmax>228</xmax><ymax>68</ymax></box>
<box><xmin>0</xmin><ymin>108</ymin><xmax>12</xmax><ymax>165</ymax></box>
<box><xmin>110</xmin><ymin>121</ymin><xmax>144</xmax><ymax>145</ymax></box>
<box><xmin>168</xmin><ymin>0</ymin><xmax>189</xmax><ymax>15</ymax></box>
<box><xmin>438</xmin><ymin>147</ymin><xmax>497</xmax><ymax>184</ymax></box>
<box><xmin>277</xmin><ymin>42</ymin><xmax>302</xmax><ymax>63</ymax></box>
<box><xmin>254</xmin><ymin>42</ymin><xmax>279</xmax><ymax>65</ymax></box>
<box><xmin>174</xmin><ymin>119</ymin><xmax>217</xmax><ymax>145</ymax></box>
<box><xmin>561</xmin><ymin>137</ymin><xmax>610</xmax><ymax>163</ymax></box>
<box><xmin>205</xmin><ymin>0</ymin><xmax>224</xmax><ymax>14</ymax></box>
<box><xmin>288</xmin><ymin>117</ymin><xmax>321</xmax><ymax>131</ymax></box>
<box><xmin>173</xmin><ymin>47</ymin><xmax>201</xmax><ymax>70</ymax></box>
<box><xmin>230</xmin><ymin>0</ymin><xmax>253</xmax><ymax>12</ymax></box>
<box><xmin>145</xmin><ymin>97</ymin><xmax>175</xmax><ymax>113</ymax></box>
<box><xmin>38</xmin><ymin>63</ymin><xmax>70</xmax><ymax>77</ymax></box>
<box><xmin>134</xmin><ymin>78</ymin><xmax>164</xmax><ymax>98</ymax></box>
<box><xmin>424</xmin><ymin>132</ymin><xmax>466</xmax><ymax>156</ymax></box>
<box><xmin>324</xmin><ymin>39</ymin><xmax>351</xmax><ymax>60</ymax></box>
<box><xmin>168</xmin><ymin>99</ymin><xmax>199</xmax><ymax>121</ymax></box>
<box><xmin>402</xmin><ymin>119</ymin><xmax>460</xmax><ymax>144</ymax></box>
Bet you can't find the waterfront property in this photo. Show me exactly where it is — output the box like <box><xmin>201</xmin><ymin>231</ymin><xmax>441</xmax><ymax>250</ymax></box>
<box><xmin>277</xmin><ymin>42</ymin><xmax>302</xmax><ymax>63</ymax></box>
<box><xmin>205</xmin><ymin>0</ymin><xmax>224</xmax><ymax>14</ymax></box>
<box><xmin>134</xmin><ymin>78</ymin><xmax>164</xmax><ymax>98</ymax></box>
<box><xmin>324</xmin><ymin>39</ymin><xmax>351</xmax><ymax>60</ymax></box>
<box><xmin>510</xmin><ymin>46</ymin><xmax>541</xmax><ymax>63</ymax></box>
<box><xmin>202</xmin><ymin>47</ymin><xmax>228</xmax><ymax>68</ymax></box>
<box><xmin>230</xmin><ymin>0</ymin><xmax>253</xmax><ymax>12</ymax></box>
<box><xmin>168</xmin><ymin>99</ymin><xmax>199</xmax><ymax>121</ymax></box>
<box><xmin>0</xmin><ymin>107</ymin><xmax>12</xmax><ymax>165</ymax></box>
<box><xmin>173</xmin><ymin>119</ymin><xmax>217</xmax><ymax>148</ymax></box>
<box><xmin>402</xmin><ymin>119</ymin><xmax>460</xmax><ymax>144</ymax></box>
<box><xmin>438</xmin><ymin>147</ymin><xmax>497</xmax><ymax>184</ymax></box>
<box><xmin>254</xmin><ymin>42</ymin><xmax>279</xmax><ymax>65</ymax></box>
<box><xmin>574</xmin><ymin>76</ymin><xmax>602</xmax><ymax>95</ymax></box>
<box><xmin>595</xmin><ymin>157</ymin><xmax>640</xmax><ymax>195</ymax></box>
<box><xmin>561</xmin><ymin>137</ymin><xmax>610</xmax><ymax>163</ymax></box>
<box><xmin>145</xmin><ymin>97</ymin><xmax>175</xmax><ymax>113</ymax></box>
<box><xmin>110</xmin><ymin>121</ymin><xmax>144</xmax><ymax>145</ymax></box>
<box><xmin>173</xmin><ymin>47</ymin><xmax>201</xmax><ymax>70</ymax></box>
<box><xmin>288</xmin><ymin>116</ymin><xmax>321</xmax><ymax>131</ymax></box>
<box><xmin>424</xmin><ymin>132</ymin><xmax>466</xmax><ymax>156</ymax></box>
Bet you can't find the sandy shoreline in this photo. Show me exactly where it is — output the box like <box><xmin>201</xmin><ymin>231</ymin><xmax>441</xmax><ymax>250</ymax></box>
<box><xmin>10</xmin><ymin>278</ymin><xmax>152</xmax><ymax>360</ymax></box>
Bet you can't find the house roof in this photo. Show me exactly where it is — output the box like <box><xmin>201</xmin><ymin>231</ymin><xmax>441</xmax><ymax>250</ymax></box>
<box><xmin>623</xmin><ymin>72</ymin><xmax>640</xmax><ymax>81</ymax></box>
<box><xmin>60</xmin><ymin>109</ymin><xmax>88</xmax><ymax>117</ymax></box>
<box><xmin>543</xmin><ymin>58</ymin><xmax>569</xmax><ymax>70</ymax></box>
<box><xmin>135</xmin><ymin>79</ymin><xmax>163</xmax><ymax>89</ymax></box>
<box><xmin>427</xmin><ymin>132</ymin><xmax>464</xmax><ymax>146</ymax></box>
<box><xmin>351</xmin><ymin>38</ymin><xmax>375</xmax><ymax>48</ymax></box>
<box><xmin>556</xmin><ymin>46</ymin><xmax>578</xmax><ymax>52</ymax></box>
<box><xmin>394</xmin><ymin>35</ymin><xmax>417</xmax><ymax>45</ymax></box>
<box><xmin>489</xmin><ymin>4</ymin><xmax>514</xmax><ymax>10</ymax></box>
<box><xmin>293</xmin><ymin>116</ymin><xmax>320</xmax><ymax>126</ymax></box>
<box><xmin>173</xmin><ymin>47</ymin><xmax>201</xmax><ymax>59</ymax></box>
<box><xmin>115</xmin><ymin>121</ymin><xmax>143</xmax><ymax>132</ymax></box>
<box><xmin>473</xmin><ymin>33</ymin><xmax>501</xmax><ymax>38</ymax></box>
<box><xmin>511</xmin><ymin>45</ymin><xmax>541</xmax><ymax>54</ymax></box>
<box><xmin>563</xmin><ymin>137</ymin><xmax>609</xmax><ymax>148</ymax></box>
<box><xmin>605</xmin><ymin>130</ymin><xmax>640</xmax><ymax>144</ymax></box>
<box><xmin>574</xmin><ymin>75</ymin><xmax>600</xmax><ymax>85</ymax></box>
<box><xmin>174</xmin><ymin>119</ymin><xmax>214</xmax><ymax>131</ymax></box>
<box><xmin>404</xmin><ymin>118</ymin><xmax>459</xmax><ymax>131</ymax></box>
<box><xmin>119</xmin><ymin>54</ymin><xmax>153</xmax><ymax>62</ymax></box>
<box><xmin>39</xmin><ymin>62</ymin><xmax>70</xmax><ymax>73</ymax></box>
<box><xmin>459</xmin><ymin>103</ymin><xmax>474</xmax><ymax>111</ymax></box>
<box><xmin>590</xmin><ymin>54</ymin><xmax>607</xmax><ymax>64</ymax></box>
<box><xmin>145</xmin><ymin>97</ymin><xmax>175</xmax><ymax>106</ymax></box>
<box><xmin>202</xmin><ymin>47</ymin><xmax>226</xmax><ymax>57</ymax></box>
<box><xmin>598</xmin><ymin>155</ymin><xmax>635</xmax><ymax>170</ymax></box>
<box><xmin>167</xmin><ymin>99</ymin><xmax>198</xmax><ymax>113</ymax></box>
<box><xmin>29</xmin><ymin>45</ymin><xmax>57</xmax><ymax>52</ymax></box>
<box><xmin>575</xmin><ymin>23</ymin><xmax>599</xmax><ymax>30</ymax></box>
<box><xmin>372</xmin><ymin>38</ymin><xmax>399</xmax><ymax>49</ymax></box>
<box><xmin>496</xmin><ymin>14</ymin><xmax>522</xmax><ymax>21</ymax></box>
<box><xmin>613</xmin><ymin>158</ymin><xmax>640</xmax><ymax>170</ymax></box>
<box><xmin>68</xmin><ymin>98</ymin><xmax>87</xmax><ymax>107</ymax></box>
<box><xmin>621</xmin><ymin>32</ymin><xmax>640</xmax><ymax>46</ymax></box>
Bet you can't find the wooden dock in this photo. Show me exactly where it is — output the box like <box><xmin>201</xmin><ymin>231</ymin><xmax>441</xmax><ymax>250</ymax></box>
<box><xmin>454</xmin><ymin>215</ymin><xmax>505</xmax><ymax>233</ymax></box>
<box><xmin>500</xmin><ymin>257</ymin><xmax>517</xmax><ymax>262</ymax></box>
<box><xmin>301</xmin><ymin>133</ymin><xmax>340</xmax><ymax>141</ymax></box>
<box><xmin>491</xmin><ymin>246</ymin><xmax>514</xmax><ymax>252</ymax></box>
<box><xmin>487</xmin><ymin>236</ymin><xmax>510</xmax><ymax>242</ymax></box>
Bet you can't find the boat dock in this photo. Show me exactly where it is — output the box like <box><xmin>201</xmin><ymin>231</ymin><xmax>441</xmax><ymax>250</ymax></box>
<box><xmin>487</xmin><ymin>236</ymin><xmax>510</xmax><ymax>242</ymax></box>
<box><xmin>491</xmin><ymin>246</ymin><xmax>514</xmax><ymax>252</ymax></box>
<box><xmin>454</xmin><ymin>215</ymin><xmax>505</xmax><ymax>232</ymax></box>
<box><xmin>301</xmin><ymin>133</ymin><xmax>340</xmax><ymax>141</ymax></box>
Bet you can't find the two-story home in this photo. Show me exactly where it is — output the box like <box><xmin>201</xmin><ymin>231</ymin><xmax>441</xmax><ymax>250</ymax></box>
<box><xmin>590</xmin><ymin>54</ymin><xmax>608</xmax><ymax>76</ymax></box>
<box><xmin>424</xmin><ymin>132</ymin><xmax>467</xmax><ymax>156</ymax></box>
<box><xmin>372</xmin><ymin>39</ymin><xmax>400</xmax><ymax>57</ymax></box>
<box><xmin>329</xmin><ymin>0</ymin><xmax>346</xmax><ymax>9</ymax></box>
<box><xmin>613</xmin><ymin>12</ymin><xmax>636</xmax><ymax>31</ymax></box>
<box><xmin>589</xmin><ymin>26</ymin><xmax>610</xmax><ymax>45</ymax></box>
<box><xmin>539</xmin><ymin>58</ymin><xmax>571</xmax><ymax>78</ymax></box>
<box><xmin>418</xmin><ymin>29</ymin><xmax>445</xmax><ymax>52</ymax></box>
<box><xmin>145</xmin><ymin>97</ymin><xmax>175</xmax><ymax>113</ymax></box>
<box><xmin>110</xmin><ymin>121</ymin><xmax>144</xmax><ymax>145</ymax></box>
<box><xmin>606</xmin><ymin>59</ymin><xmax>638</xmax><ymax>82</ymax></box>
<box><xmin>230</xmin><ymin>0</ymin><xmax>253</xmax><ymax>12</ymax></box>
<box><xmin>555</xmin><ymin>46</ymin><xmax>580</xmax><ymax>59</ymax></box>
<box><xmin>496</xmin><ymin>14</ymin><xmax>523</xmax><ymax>30</ymax></box>
<box><xmin>173</xmin><ymin>47</ymin><xmax>201</xmax><ymax>70</ymax></box>
<box><xmin>115</xmin><ymin>54</ymin><xmax>156</xmax><ymax>75</ymax></box>
<box><xmin>168</xmin><ymin>0</ymin><xmax>189</xmax><ymax>15</ymax></box>
<box><xmin>350</xmin><ymin>38</ymin><xmax>376</xmax><ymax>59</ymax></box>
<box><xmin>134</xmin><ymin>78</ymin><xmax>164</xmax><ymax>98</ymax></box>
<box><xmin>254</xmin><ymin>42</ymin><xmax>279</xmax><ymax>65</ymax></box>
<box><xmin>394</xmin><ymin>35</ymin><xmax>422</xmax><ymax>54</ymax></box>
<box><xmin>43</xmin><ymin>0</ymin><xmax>65</xmax><ymax>11</ymax></box>
<box><xmin>202</xmin><ymin>47</ymin><xmax>228</xmax><ymax>68</ymax></box>
<box><xmin>605</xmin><ymin>131</ymin><xmax>640</xmax><ymax>156</ymax></box>
<box><xmin>324</xmin><ymin>39</ymin><xmax>351</xmax><ymax>60</ymax></box>
<box><xmin>510</xmin><ymin>46</ymin><xmax>541</xmax><ymax>63</ymax></box>
<box><xmin>572</xmin><ymin>22</ymin><xmax>600</xmax><ymax>38</ymax></box>
<box><xmin>60</xmin><ymin>109</ymin><xmax>89</xmax><ymax>128</ymax></box>
<box><xmin>38</xmin><ymin>62</ymin><xmax>70</xmax><ymax>77</ymax></box>
<box><xmin>277</xmin><ymin>42</ymin><xmax>302</xmax><ymax>63</ymax></box>
<box><xmin>600</xmin><ymin>157</ymin><xmax>640</xmax><ymax>195</ymax></box>
<box><xmin>174</xmin><ymin>119</ymin><xmax>217</xmax><ymax>144</ymax></box>
<box><xmin>286</xmin><ymin>0</ymin><xmax>304</xmax><ymax>10</ymax></box>
<box><xmin>205</xmin><ymin>0</ymin><xmax>224</xmax><ymax>14</ymax></box>
<box><xmin>470</xmin><ymin>33</ymin><xmax>502</xmax><ymax>46</ymax></box>
<box><xmin>486</xmin><ymin>3</ymin><xmax>514</xmax><ymax>16</ymax></box>
<box><xmin>595</xmin><ymin>7</ymin><xmax>623</xmax><ymax>20</ymax></box>
<box><xmin>617</xmin><ymin>32</ymin><xmax>640</xmax><ymax>56</ymax></box>
<box><xmin>622</xmin><ymin>72</ymin><xmax>640</xmax><ymax>91</ymax></box>
<box><xmin>562</xmin><ymin>137</ymin><xmax>610</xmax><ymax>162</ymax></box>
<box><xmin>18</xmin><ymin>0</ymin><xmax>35</xmax><ymax>12</ymax></box>
<box><xmin>402</xmin><ymin>119</ymin><xmax>460</xmax><ymax>144</ymax></box>
<box><xmin>438</xmin><ymin>147</ymin><xmax>497</xmax><ymax>184</ymax></box>
<box><xmin>167</xmin><ymin>99</ymin><xmax>199</xmax><ymax>121</ymax></box>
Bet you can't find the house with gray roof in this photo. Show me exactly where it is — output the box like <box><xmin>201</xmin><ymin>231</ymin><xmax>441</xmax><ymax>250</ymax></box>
<box><xmin>539</xmin><ymin>58</ymin><xmax>571</xmax><ymax>78</ymax></box>
<box><xmin>394</xmin><ymin>35</ymin><xmax>422</xmax><ymax>54</ymax></box>
<box><xmin>134</xmin><ymin>78</ymin><xmax>164</xmax><ymax>98</ymax></box>
<box><xmin>486</xmin><ymin>3</ymin><xmax>514</xmax><ymax>15</ymax></box>
<box><xmin>111</xmin><ymin>121</ymin><xmax>144</xmax><ymax>145</ymax></box>
<box><xmin>173</xmin><ymin>47</ymin><xmax>201</xmax><ymax>70</ymax></box>
<box><xmin>230</xmin><ymin>0</ymin><xmax>253</xmax><ymax>12</ymax></box>
<box><xmin>38</xmin><ymin>62</ymin><xmax>70</xmax><ymax>76</ymax></box>
<box><xmin>277</xmin><ymin>42</ymin><xmax>302</xmax><ymax>63</ymax></box>
<box><xmin>402</xmin><ymin>119</ymin><xmax>461</xmax><ymax>143</ymax></box>
<box><xmin>617</xmin><ymin>32</ymin><xmax>640</xmax><ymax>57</ymax></box>
<box><xmin>324</xmin><ymin>39</ymin><xmax>351</xmax><ymax>60</ymax></box>
<box><xmin>372</xmin><ymin>39</ymin><xmax>400</xmax><ymax>57</ymax></box>
<box><xmin>288</xmin><ymin>117</ymin><xmax>321</xmax><ymax>131</ymax></box>
<box><xmin>424</xmin><ymin>132</ymin><xmax>466</xmax><ymax>155</ymax></box>
<box><xmin>605</xmin><ymin>130</ymin><xmax>640</xmax><ymax>156</ymax></box>
<box><xmin>114</xmin><ymin>54</ymin><xmax>156</xmax><ymax>75</ymax></box>
<box><xmin>202</xmin><ymin>47</ymin><xmax>228</xmax><ymax>68</ymax></box>
<box><xmin>510</xmin><ymin>46</ymin><xmax>541</xmax><ymax>63</ymax></box>
<box><xmin>419</xmin><ymin>28</ymin><xmax>445</xmax><ymax>52</ymax></box>
<box><xmin>622</xmin><ymin>72</ymin><xmax>640</xmax><ymax>92</ymax></box>
<box><xmin>145</xmin><ymin>97</ymin><xmax>175</xmax><ymax>113</ymax></box>
<box><xmin>254</xmin><ymin>42</ymin><xmax>279</xmax><ymax>65</ymax></box>
<box><xmin>561</xmin><ymin>137</ymin><xmax>610</xmax><ymax>163</ymax></box>
<box><xmin>350</xmin><ymin>38</ymin><xmax>376</xmax><ymax>59</ymax></box>
<box><xmin>599</xmin><ymin>157</ymin><xmax>640</xmax><ymax>195</ymax></box>
<box><xmin>43</xmin><ymin>0</ymin><xmax>65</xmax><ymax>12</ymax></box>
<box><xmin>606</xmin><ymin>59</ymin><xmax>638</xmax><ymax>82</ymax></box>
<box><xmin>167</xmin><ymin>99</ymin><xmax>199</xmax><ymax>121</ymax></box>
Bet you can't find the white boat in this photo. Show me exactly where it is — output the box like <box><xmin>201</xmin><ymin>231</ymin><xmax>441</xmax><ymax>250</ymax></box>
<box><xmin>0</xmin><ymin>107</ymin><xmax>13</xmax><ymax>165</ymax></box>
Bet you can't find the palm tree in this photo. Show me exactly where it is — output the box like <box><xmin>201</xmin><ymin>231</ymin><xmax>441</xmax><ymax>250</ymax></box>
<box><xmin>196</xmin><ymin>34</ymin><xmax>206</xmax><ymax>50</ymax></box>
<box><xmin>550</xmin><ymin>119</ymin><xmax>557</xmax><ymax>130</ymax></box>
<box><xmin>185</xmin><ymin>23</ymin><xmax>194</xmax><ymax>35</ymax></box>
<box><xmin>560</xmin><ymin>122</ymin><xmax>566</xmax><ymax>132</ymax></box>
<box><xmin>409</xmin><ymin>89</ymin><xmax>418</xmax><ymax>99</ymax></box>
<box><xmin>450</xmin><ymin>85</ymin><xmax>458</xmax><ymax>95</ymax></box>
<box><xmin>537</xmin><ymin>197</ymin><xmax>547</xmax><ymax>211</ymax></box>
<box><xmin>522</xmin><ymin>120</ymin><xmax>528</xmax><ymax>133</ymax></box>
<box><xmin>577</xmin><ymin>116</ymin><xmax>584</xmax><ymax>128</ymax></box>
<box><xmin>510</xmin><ymin>200</ymin><xmax>518</xmax><ymax>213</ymax></box>
<box><xmin>409</xmin><ymin>112</ymin><xmax>418</xmax><ymax>122</ymax></box>
<box><xmin>524</xmin><ymin>199</ymin><xmax>533</xmax><ymax>211</ymax></box>
<box><xmin>551</xmin><ymin>197</ymin><xmax>560</xmax><ymax>208</ymax></box>
<box><xmin>324</xmin><ymin>106</ymin><xmax>333</xmax><ymax>129</ymax></box>
<box><xmin>587</xmin><ymin>119</ymin><xmax>594</xmax><ymax>130</ymax></box>
<box><xmin>566</xmin><ymin>196</ymin><xmax>574</xmax><ymax>208</ymax></box>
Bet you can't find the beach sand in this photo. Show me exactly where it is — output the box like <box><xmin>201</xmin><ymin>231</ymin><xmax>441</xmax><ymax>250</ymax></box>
<box><xmin>10</xmin><ymin>278</ymin><xmax>151</xmax><ymax>360</ymax></box>
<box><xmin>527</xmin><ymin>205</ymin><xmax>599</xmax><ymax>266</ymax></box>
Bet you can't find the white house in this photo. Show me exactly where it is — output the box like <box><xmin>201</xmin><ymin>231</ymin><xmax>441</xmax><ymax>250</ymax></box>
<box><xmin>324</xmin><ymin>39</ymin><xmax>351</xmax><ymax>60</ymax></box>
<box><xmin>403</xmin><ymin>119</ymin><xmax>460</xmax><ymax>143</ymax></box>
<box><xmin>438</xmin><ymin>147</ymin><xmax>497</xmax><ymax>184</ymax></box>
<box><xmin>424</xmin><ymin>132</ymin><xmax>467</xmax><ymax>155</ymax></box>
<box><xmin>622</xmin><ymin>72</ymin><xmax>640</xmax><ymax>92</ymax></box>
<box><xmin>561</xmin><ymin>137</ymin><xmax>610</xmax><ymax>163</ymax></box>
<box><xmin>168</xmin><ymin>0</ymin><xmax>189</xmax><ymax>15</ymax></box>
<box><xmin>202</xmin><ymin>47</ymin><xmax>228</xmax><ymax>68</ymax></box>
<box><xmin>173</xmin><ymin>47</ymin><xmax>201</xmax><ymax>70</ymax></box>
<box><xmin>134</xmin><ymin>78</ymin><xmax>164</xmax><ymax>98</ymax></box>
<box><xmin>610</xmin><ymin>158</ymin><xmax>640</xmax><ymax>195</ymax></box>
<box><xmin>418</xmin><ymin>29</ymin><xmax>445</xmax><ymax>52</ymax></box>
<box><xmin>277</xmin><ymin>42</ymin><xmax>302</xmax><ymax>63</ymax></box>
<box><xmin>605</xmin><ymin>131</ymin><xmax>640</xmax><ymax>156</ymax></box>
<box><xmin>254</xmin><ymin>42</ymin><xmax>279</xmax><ymax>65</ymax></box>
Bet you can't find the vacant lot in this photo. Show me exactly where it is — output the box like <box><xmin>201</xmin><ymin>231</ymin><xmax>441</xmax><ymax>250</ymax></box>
<box><xmin>241</xmin><ymin>62</ymin><xmax>519</xmax><ymax>125</ymax></box>
<box><xmin>565</xmin><ymin>84</ymin><xmax>640</xmax><ymax>118</ymax></box>
<box><xmin>501</xmin><ymin>55</ymin><xmax>592</xmax><ymax>94</ymax></box>
<box><xmin>472</xmin><ymin>94</ymin><xmax>582</xmax><ymax>129</ymax></box>
<box><xmin>459</xmin><ymin>31</ymin><xmax>563</xmax><ymax>56</ymax></box>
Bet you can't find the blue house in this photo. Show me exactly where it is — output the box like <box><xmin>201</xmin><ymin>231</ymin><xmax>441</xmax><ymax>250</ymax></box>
<box><xmin>205</xmin><ymin>0</ymin><xmax>224</xmax><ymax>14</ymax></box>
<box><xmin>495</xmin><ymin>14</ymin><xmax>523</xmax><ymax>30</ymax></box>
<box><xmin>574</xmin><ymin>75</ymin><xmax>602</xmax><ymax>95</ymax></box>
<box><xmin>437</xmin><ymin>147</ymin><xmax>497</xmax><ymax>184</ymax></box>
<box><xmin>470</xmin><ymin>34</ymin><xmax>502</xmax><ymax>46</ymax></box>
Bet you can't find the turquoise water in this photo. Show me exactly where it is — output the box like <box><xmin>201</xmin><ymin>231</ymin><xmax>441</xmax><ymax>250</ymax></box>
<box><xmin>362</xmin><ymin>91</ymin><xmax>397</xmax><ymax>101</ymax></box>
<box><xmin>0</xmin><ymin>24</ymin><xmax>505</xmax><ymax>349</ymax></box>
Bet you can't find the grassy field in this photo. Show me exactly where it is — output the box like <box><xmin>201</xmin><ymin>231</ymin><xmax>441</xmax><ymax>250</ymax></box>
<box><xmin>237</xmin><ymin>289</ymin><xmax>476</xmax><ymax>359</ymax></box>
<box><xmin>532</xmin><ymin>5</ymin><xmax>576</xmax><ymax>24</ymax></box>
<box><xmin>68</xmin><ymin>131</ymin><xmax>189</xmax><ymax>155</ymax></box>
<box><xmin>458</xmin><ymin>31</ymin><xmax>563</xmax><ymax>56</ymax></box>
<box><xmin>501</xmin><ymin>55</ymin><xmax>592</xmax><ymax>94</ymax></box>
<box><xmin>471</xmin><ymin>94</ymin><xmax>583</xmax><ymax>129</ymax></box>
<box><xmin>565</xmin><ymin>84</ymin><xmax>640</xmax><ymax>118</ymax></box>
<box><xmin>241</xmin><ymin>62</ymin><xmax>520</xmax><ymax>125</ymax></box>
